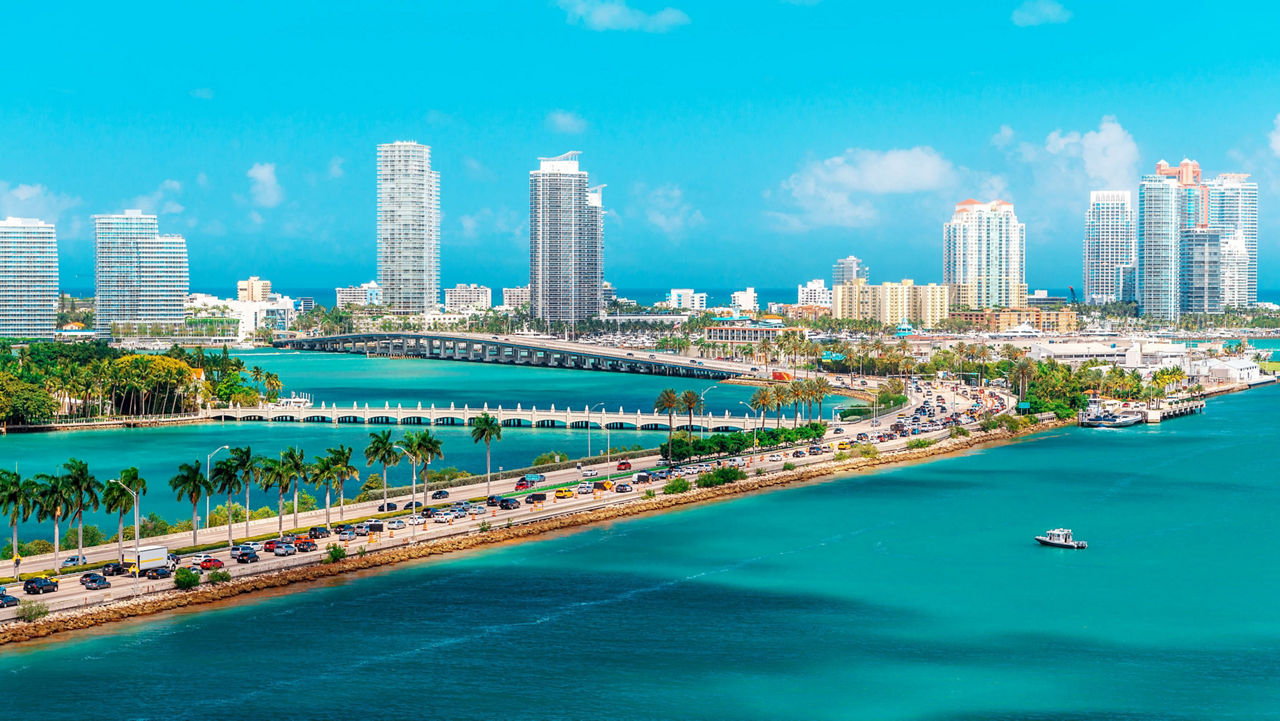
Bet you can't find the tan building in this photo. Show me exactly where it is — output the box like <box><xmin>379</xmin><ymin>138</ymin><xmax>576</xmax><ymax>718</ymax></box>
<box><xmin>948</xmin><ymin>307</ymin><xmax>1079</xmax><ymax>333</ymax></box>
<box><xmin>705</xmin><ymin>323</ymin><xmax>789</xmax><ymax>346</ymax></box>
<box><xmin>832</xmin><ymin>279</ymin><xmax>950</xmax><ymax>329</ymax></box>
<box><xmin>236</xmin><ymin>276</ymin><xmax>271</xmax><ymax>302</ymax></box>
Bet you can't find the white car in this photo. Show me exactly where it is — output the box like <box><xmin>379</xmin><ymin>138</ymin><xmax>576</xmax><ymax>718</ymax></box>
<box><xmin>189</xmin><ymin>554</ymin><xmax>215</xmax><ymax>565</ymax></box>
<box><xmin>577</xmin><ymin>483</ymin><xmax>595</xmax><ymax>495</ymax></box>
<box><xmin>434</xmin><ymin>513</ymin><xmax>453</xmax><ymax>523</ymax></box>
<box><xmin>406</xmin><ymin>514</ymin><xmax>427</xmax><ymax>525</ymax></box>
<box><xmin>581</xmin><ymin>469</ymin><xmax>599</xmax><ymax>477</ymax></box>
<box><xmin>767</xmin><ymin>454</ymin><xmax>783</xmax><ymax>462</ymax></box>
<box><xmin>385</xmin><ymin>519</ymin><xmax>406</xmax><ymax>530</ymax></box>
<box><xmin>242</xmin><ymin>542</ymin><xmax>263</xmax><ymax>552</ymax></box>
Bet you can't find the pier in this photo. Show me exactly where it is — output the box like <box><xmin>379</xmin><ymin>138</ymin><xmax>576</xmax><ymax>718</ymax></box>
<box><xmin>1146</xmin><ymin>397</ymin><xmax>1206</xmax><ymax>423</ymax></box>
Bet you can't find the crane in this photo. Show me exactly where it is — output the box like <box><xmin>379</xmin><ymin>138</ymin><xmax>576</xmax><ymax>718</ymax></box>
<box><xmin>1068</xmin><ymin>286</ymin><xmax>1079</xmax><ymax>305</ymax></box>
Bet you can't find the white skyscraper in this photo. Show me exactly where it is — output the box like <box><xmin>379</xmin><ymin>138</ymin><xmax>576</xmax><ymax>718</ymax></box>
<box><xmin>529</xmin><ymin>151</ymin><xmax>604</xmax><ymax>323</ymax></box>
<box><xmin>796</xmin><ymin>279</ymin><xmax>832</xmax><ymax>307</ymax></box>
<box><xmin>93</xmin><ymin>210</ymin><xmax>189</xmax><ymax>336</ymax></box>
<box><xmin>1137</xmin><ymin>174</ymin><xmax>1181</xmax><ymax>321</ymax></box>
<box><xmin>0</xmin><ymin>217</ymin><xmax>58</xmax><ymax>339</ymax></box>
<box><xmin>942</xmin><ymin>200</ymin><xmax>1026</xmax><ymax>309</ymax></box>
<box><xmin>1204</xmin><ymin>173</ymin><xmax>1257</xmax><ymax>308</ymax></box>
<box><xmin>1082</xmin><ymin>191</ymin><xmax>1136</xmax><ymax>305</ymax></box>
<box><xmin>832</xmin><ymin>255</ymin><xmax>868</xmax><ymax>286</ymax></box>
<box><xmin>730</xmin><ymin>287</ymin><xmax>759</xmax><ymax>312</ymax></box>
<box><xmin>377</xmin><ymin>141</ymin><xmax>441</xmax><ymax>314</ymax></box>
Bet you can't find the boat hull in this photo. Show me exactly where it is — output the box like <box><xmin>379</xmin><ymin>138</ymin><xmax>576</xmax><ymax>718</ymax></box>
<box><xmin>1036</xmin><ymin>537</ymin><xmax>1087</xmax><ymax>549</ymax></box>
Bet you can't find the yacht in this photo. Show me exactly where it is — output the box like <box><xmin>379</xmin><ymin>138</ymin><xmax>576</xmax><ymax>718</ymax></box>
<box><xmin>1036</xmin><ymin>528</ymin><xmax>1087</xmax><ymax>549</ymax></box>
<box><xmin>272</xmin><ymin>392</ymin><xmax>314</xmax><ymax>409</ymax></box>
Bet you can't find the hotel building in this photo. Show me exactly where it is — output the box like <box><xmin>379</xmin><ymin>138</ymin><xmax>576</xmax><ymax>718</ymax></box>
<box><xmin>943</xmin><ymin>200</ymin><xmax>1026</xmax><ymax>309</ymax></box>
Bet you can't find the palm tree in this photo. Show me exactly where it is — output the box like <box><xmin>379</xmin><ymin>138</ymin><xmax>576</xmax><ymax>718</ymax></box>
<box><xmin>229</xmin><ymin>446</ymin><xmax>260</xmax><ymax>540</ymax></box>
<box><xmin>264</xmin><ymin>372</ymin><xmax>282</xmax><ymax>401</ymax></box>
<box><xmin>62</xmin><ymin>458</ymin><xmax>102</xmax><ymax>563</ymax></box>
<box><xmin>364</xmin><ymin>430</ymin><xmax>401</xmax><ymax>508</ymax></box>
<box><xmin>280</xmin><ymin>446</ymin><xmax>309</xmax><ymax>530</ymax></box>
<box><xmin>748</xmin><ymin>387</ymin><xmax>770</xmax><ymax>431</ymax></box>
<box><xmin>259</xmin><ymin>458</ymin><xmax>290</xmax><ymax>536</ymax></box>
<box><xmin>470</xmin><ymin>413</ymin><xmax>503</xmax><ymax>496</ymax></box>
<box><xmin>311</xmin><ymin>454</ymin><xmax>335</xmax><ymax>528</ymax></box>
<box><xmin>104</xmin><ymin>468</ymin><xmax>144</xmax><ymax>562</ymax></box>
<box><xmin>403</xmin><ymin>430</ymin><xmax>444</xmax><ymax>511</ymax></box>
<box><xmin>210</xmin><ymin>457</ymin><xmax>242</xmax><ymax>549</ymax></box>
<box><xmin>169</xmin><ymin>461</ymin><xmax>209</xmax><ymax>547</ymax></box>
<box><xmin>0</xmin><ymin>470</ymin><xmax>37</xmax><ymax>565</ymax></box>
<box><xmin>325</xmin><ymin>445</ymin><xmax>359</xmax><ymax>522</ymax></box>
<box><xmin>1011</xmin><ymin>357</ymin><xmax>1037</xmax><ymax>401</ymax></box>
<box><xmin>812</xmin><ymin>376</ymin><xmax>834</xmax><ymax>422</ymax></box>
<box><xmin>653</xmin><ymin>388</ymin><xmax>680</xmax><ymax>461</ymax></box>
<box><xmin>678</xmin><ymin>390</ymin><xmax>703</xmax><ymax>437</ymax></box>
<box><xmin>34</xmin><ymin>473</ymin><xmax>72</xmax><ymax>569</ymax></box>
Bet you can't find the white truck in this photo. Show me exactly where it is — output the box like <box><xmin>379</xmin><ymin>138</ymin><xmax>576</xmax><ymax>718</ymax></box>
<box><xmin>126</xmin><ymin>545</ymin><xmax>173</xmax><ymax>576</ymax></box>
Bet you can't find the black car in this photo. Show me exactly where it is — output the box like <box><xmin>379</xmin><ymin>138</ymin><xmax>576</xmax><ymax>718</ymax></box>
<box><xmin>100</xmin><ymin>562</ymin><xmax>126</xmax><ymax>576</ymax></box>
<box><xmin>0</xmin><ymin>589</ymin><xmax>18</xmax><ymax>608</ymax></box>
<box><xmin>309</xmin><ymin>526</ymin><xmax>331</xmax><ymax>539</ymax></box>
<box><xmin>80</xmin><ymin>572</ymin><xmax>107</xmax><ymax>586</ymax></box>
<box><xmin>498</xmin><ymin>498</ymin><xmax>521</xmax><ymax>510</ymax></box>
<box><xmin>331</xmin><ymin>524</ymin><xmax>353</xmax><ymax>535</ymax></box>
<box><xmin>833</xmin><ymin>428</ymin><xmax>845</xmax><ymax>435</ymax></box>
<box><xmin>237</xmin><ymin>551</ymin><xmax>260</xmax><ymax>563</ymax></box>
<box><xmin>145</xmin><ymin>567</ymin><xmax>172</xmax><ymax>580</ymax></box>
<box><xmin>486</xmin><ymin>495</ymin><xmax>501</xmax><ymax>507</ymax></box>
<box><xmin>377</xmin><ymin>502</ymin><xmax>398</xmax><ymax>512</ymax></box>
<box><xmin>431</xmin><ymin>490</ymin><xmax>450</xmax><ymax>499</ymax></box>
<box><xmin>85</xmin><ymin>577</ymin><xmax>111</xmax><ymax>591</ymax></box>
<box><xmin>23</xmin><ymin>577</ymin><xmax>58</xmax><ymax>595</ymax></box>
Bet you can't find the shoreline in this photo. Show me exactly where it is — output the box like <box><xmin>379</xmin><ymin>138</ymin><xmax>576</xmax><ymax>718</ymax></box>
<box><xmin>0</xmin><ymin>416</ymin><xmax>1072</xmax><ymax>647</ymax></box>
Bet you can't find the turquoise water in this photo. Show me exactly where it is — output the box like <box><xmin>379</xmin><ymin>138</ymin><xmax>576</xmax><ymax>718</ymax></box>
<box><xmin>3</xmin><ymin>386</ymin><xmax>1276</xmax><ymax>718</ymax></box>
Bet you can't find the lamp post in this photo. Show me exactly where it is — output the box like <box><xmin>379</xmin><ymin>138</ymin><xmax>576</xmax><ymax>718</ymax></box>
<box><xmin>589</xmin><ymin>403</ymin><xmax>606</xmax><ymax>460</ymax></box>
<box><xmin>394</xmin><ymin>444</ymin><xmax>418</xmax><ymax>520</ymax></box>
<box><xmin>738</xmin><ymin>402</ymin><xmax>758</xmax><ymax>451</ymax></box>
<box><xmin>206</xmin><ymin>445</ymin><xmax>229</xmax><ymax>533</ymax></box>
<box><xmin>698</xmin><ymin>385</ymin><xmax>718</xmax><ymax>440</ymax></box>
<box><xmin>109</xmin><ymin>478</ymin><xmax>140</xmax><ymax>599</ymax></box>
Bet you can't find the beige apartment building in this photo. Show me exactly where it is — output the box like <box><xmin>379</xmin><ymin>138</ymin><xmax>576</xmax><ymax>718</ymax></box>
<box><xmin>832</xmin><ymin>279</ymin><xmax>950</xmax><ymax>328</ymax></box>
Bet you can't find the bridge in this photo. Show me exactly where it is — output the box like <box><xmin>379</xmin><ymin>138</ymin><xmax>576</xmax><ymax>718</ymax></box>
<box><xmin>273</xmin><ymin>332</ymin><xmax>749</xmax><ymax>380</ymax></box>
<box><xmin>206</xmin><ymin>402</ymin><xmax>784</xmax><ymax>432</ymax></box>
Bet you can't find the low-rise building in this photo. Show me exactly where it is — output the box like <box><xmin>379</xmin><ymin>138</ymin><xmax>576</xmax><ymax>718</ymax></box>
<box><xmin>1195</xmin><ymin>357</ymin><xmax>1259</xmax><ymax>384</ymax></box>
<box><xmin>797</xmin><ymin>279</ymin><xmax>832</xmax><ymax>307</ymax></box>
<box><xmin>667</xmin><ymin>288</ymin><xmax>708</xmax><ymax>310</ymax></box>
<box><xmin>187</xmin><ymin>293</ymin><xmax>297</xmax><ymax>342</ymax></box>
<box><xmin>831</xmin><ymin>279</ymin><xmax>950</xmax><ymax>329</ymax></box>
<box><xmin>335</xmin><ymin>281</ymin><xmax>382</xmax><ymax>307</ymax></box>
<box><xmin>502</xmin><ymin>285</ymin><xmax>530</xmax><ymax>309</ymax></box>
<box><xmin>948</xmin><ymin>307</ymin><xmax>1078</xmax><ymax>333</ymax></box>
<box><xmin>443</xmin><ymin>283</ymin><xmax>493</xmax><ymax>313</ymax></box>
<box><xmin>237</xmin><ymin>276</ymin><xmax>272</xmax><ymax>302</ymax></box>
<box><xmin>730</xmin><ymin>287</ymin><xmax>758</xmax><ymax>312</ymax></box>
<box><xmin>705</xmin><ymin>319</ymin><xmax>789</xmax><ymax>346</ymax></box>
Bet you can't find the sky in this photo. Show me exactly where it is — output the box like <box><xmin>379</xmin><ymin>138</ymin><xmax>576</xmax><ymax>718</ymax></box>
<box><xmin>5</xmin><ymin>0</ymin><xmax>1280</xmax><ymax>297</ymax></box>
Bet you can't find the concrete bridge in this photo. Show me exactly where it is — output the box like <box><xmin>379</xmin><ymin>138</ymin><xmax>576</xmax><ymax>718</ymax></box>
<box><xmin>206</xmin><ymin>402</ymin><xmax>782</xmax><ymax>432</ymax></box>
<box><xmin>273</xmin><ymin>332</ymin><xmax>749</xmax><ymax>380</ymax></box>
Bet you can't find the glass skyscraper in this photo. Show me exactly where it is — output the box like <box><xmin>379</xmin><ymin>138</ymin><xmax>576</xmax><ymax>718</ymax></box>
<box><xmin>1082</xmin><ymin>191</ymin><xmax>1135</xmax><ymax>305</ymax></box>
<box><xmin>1136</xmin><ymin>174</ymin><xmax>1180</xmax><ymax>320</ymax></box>
<box><xmin>528</xmin><ymin>152</ymin><xmax>604</xmax><ymax>323</ymax></box>
<box><xmin>0</xmin><ymin>217</ymin><xmax>58</xmax><ymax>339</ymax></box>
<box><xmin>93</xmin><ymin>210</ymin><xmax>189</xmax><ymax>337</ymax></box>
<box><xmin>942</xmin><ymin>199</ymin><xmax>1026</xmax><ymax>309</ymax></box>
<box><xmin>377</xmin><ymin>141</ymin><xmax>441</xmax><ymax>314</ymax></box>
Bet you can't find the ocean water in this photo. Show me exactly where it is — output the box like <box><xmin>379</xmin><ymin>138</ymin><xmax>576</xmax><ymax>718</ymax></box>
<box><xmin>2</xmin><ymin>386</ymin><xmax>1276</xmax><ymax>719</ymax></box>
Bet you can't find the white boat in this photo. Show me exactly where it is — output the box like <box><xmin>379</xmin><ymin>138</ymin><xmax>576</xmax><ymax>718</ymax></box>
<box><xmin>272</xmin><ymin>392</ymin><xmax>314</xmax><ymax>409</ymax></box>
<box><xmin>1036</xmin><ymin>528</ymin><xmax>1087</xmax><ymax>549</ymax></box>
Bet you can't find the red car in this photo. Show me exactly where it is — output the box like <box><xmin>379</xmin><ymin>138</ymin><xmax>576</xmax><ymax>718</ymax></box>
<box><xmin>616</xmin><ymin>460</ymin><xmax>632</xmax><ymax>471</ymax></box>
<box><xmin>200</xmin><ymin>558</ymin><xmax>224</xmax><ymax>570</ymax></box>
<box><xmin>514</xmin><ymin>479</ymin><xmax>533</xmax><ymax>491</ymax></box>
<box><xmin>263</xmin><ymin>539</ymin><xmax>281</xmax><ymax>553</ymax></box>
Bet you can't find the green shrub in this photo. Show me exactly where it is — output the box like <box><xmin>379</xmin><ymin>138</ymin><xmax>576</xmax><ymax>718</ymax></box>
<box><xmin>694</xmin><ymin>467</ymin><xmax>747</xmax><ymax>488</ymax></box>
<box><xmin>662</xmin><ymin>478</ymin><xmax>691</xmax><ymax>495</ymax></box>
<box><xmin>979</xmin><ymin>418</ymin><xmax>1000</xmax><ymax>432</ymax></box>
<box><xmin>478</xmin><ymin>521</ymin><xmax>491</xmax><ymax>533</ymax></box>
<box><xmin>998</xmin><ymin>414</ymin><xmax>1023</xmax><ymax>432</ymax></box>
<box><xmin>949</xmin><ymin>425</ymin><xmax>971</xmax><ymax>438</ymax></box>
<box><xmin>207</xmin><ymin>569</ymin><xmax>232</xmax><ymax>585</ymax></box>
<box><xmin>781</xmin><ymin>462</ymin><xmax>797</xmax><ymax>471</ymax></box>
<box><xmin>833</xmin><ymin>451</ymin><xmax>850</xmax><ymax>461</ymax></box>
<box><xmin>173</xmin><ymin>567</ymin><xmax>201</xmax><ymax>590</ymax></box>
<box><xmin>857</xmin><ymin>443</ymin><xmax>879</xmax><ymax>458</ymax></box>
<box><xmin>642</xmin><ymin>489</ymin><xmax>656</xmax><ymax>499</ymax></box>
<box><xmin>324</xmin><ymin>544</ymin><xmax>347</xmax><ymax>564</ymax></box>
<box><xmin>356</xmin><ymin>546</ymin><xmax>367</xmax><ymax>558</ymax></box>
<box><xmin>906</xmin><ymin>438</ymin><xmax>936</xmax><ymax>450</ymax></box>
<box><xmin>15</xmin><ymin>599</ymin><xmax>49</xmax><ymax>622</ymax></box>
<box><xmin>754</xmin><ymin>467</ymin><xmax>766</xmax><ymax>476</ymax></box>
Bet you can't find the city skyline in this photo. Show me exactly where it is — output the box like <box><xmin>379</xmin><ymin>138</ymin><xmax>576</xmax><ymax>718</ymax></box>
<box><xmin>4</xmin><ymin>3</ymin><xmax>1280</xmax><ymax>293</ymax></box>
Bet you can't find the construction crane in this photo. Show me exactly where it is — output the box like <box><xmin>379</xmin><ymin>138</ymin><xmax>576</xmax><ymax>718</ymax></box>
<box><xmin>1068</xmin><ymin>286</ymin><xmax>1079</xmax><ymax>305</ymax></box>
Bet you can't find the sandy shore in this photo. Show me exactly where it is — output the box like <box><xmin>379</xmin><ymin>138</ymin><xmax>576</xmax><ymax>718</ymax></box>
<box><xmin>0</xmin><ymin>417</ymin><xmax>1073</xmax><ymax>646</ymax></box>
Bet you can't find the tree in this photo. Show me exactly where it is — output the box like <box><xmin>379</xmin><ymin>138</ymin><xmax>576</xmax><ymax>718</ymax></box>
<box><xmin>210</xmin><ymin>457</ymin><xmax>242</xmax><ymax>549</ymax></box>
<box><xmin>34</xmin><ymin>472</ymin><xmax>73</xmax><ymax>569</ymax></box>
<box><xmin>324</xmin><ymin>445</ymin><xmax>359</xmax><ymax>523</ymax></box>
<box><xmin>470</xmin><ymin>413</ymin><xmax>502</xmax><ymax>497</ymax></box>
<box><xmin>364</xmin><ymin>430</ymin><xmax>401</xmax><ymax>508</ymax></box>
<box><xmin>259</xmin><ymin>458</ymin><xmax>290</xmax><ymax>536</ymax></box>
<box><xmin>103</xmin><ymin>468</ymin><xmax>144</xmax><ymax>563</ymax></box>
<box><xmin>653</xmin><ymin>388</ymin><xmax>680</xmax><ymax>461</ymax></box>
<box><xmin>280</xmin><ymin>446</ymin><xmax>309</xmax><ymax>530</ymax></box>
<box><xmin>678</xmin><ymin>389</ymin><xmax>703</xmax><ymax>438</ymax></box>
<box><xmin>0</xmin><ymin>470</ymin><xmax>37</xmax><ymax>566</ymax></box>
<box><xmin>60</xmin><ymin>458</ymin><xmax>102</xmax><ymax>563</ymax></box>
<box><xmin>228</xmin><ymin>446</ymin><xmax>260</xmax><ymax>541</ymax></box>
<box><xmin>169</xmin><ymin>461</ymin><xmax>209</xmax><ymax>547</ymax></box>
<box><xmin>811</xmin><ymin>376</ymin><xmax>834</xmax><ymax>422</ymax></box>
<box><xmin>402</xmin><ymin>430</ymin><xmax>444</xmax><ymax>511</ymax></box>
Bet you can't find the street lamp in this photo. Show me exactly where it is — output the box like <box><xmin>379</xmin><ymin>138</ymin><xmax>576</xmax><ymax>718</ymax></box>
<box><xmin>738</xmin><ymin>401</ymin><xmax>758</xmax><ymax>450</ymax></box>
<box><xmin>206</xmin><ymin>445</ymin><xmax>229</xmax><ymax>533</ymax></box>
<box><xmin>393</xmin><ymin>443</ymin><xmax>418</xmax><ymax>526</ymax></box>
<box><xmin>698</xmin><ymin>385</ymin><xmax>718</xmax><ymax>440</ymax></box>
<box><xmin>589</xmin><ymin>403</ymin><xmax>606</xmax><ymax>461</ymax></box>
<box><xmin>109</xmin><ymin>478</ymin><xmax>140</xmax><ymax>599</ymax></box>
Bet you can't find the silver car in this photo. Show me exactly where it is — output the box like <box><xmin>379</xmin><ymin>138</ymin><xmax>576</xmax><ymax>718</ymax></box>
<box><xmin>274</xmin><ymin>544</ymin><xmax>296</xmax><ymax>557</ymax></box>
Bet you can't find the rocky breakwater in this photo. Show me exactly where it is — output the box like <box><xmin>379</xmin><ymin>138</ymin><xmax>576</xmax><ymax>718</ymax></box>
<box><xmin>0</xmin><ymin>417</ymin><xmax>1073</xmax><ymax>646</ymax></box>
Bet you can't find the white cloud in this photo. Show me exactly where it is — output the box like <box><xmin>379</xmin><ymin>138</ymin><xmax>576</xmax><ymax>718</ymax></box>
<box><xmin>248</xmin><ymin>210</ymin><xmax>264</xmax><ymax>225</ymax></box>
<box><xmin>1269</xmin><ymin>113</ymin><xmax>1280</xmax><ymax>157</ymax></box>
<box><xmin>1042</xmin><ymin>115</ymin><xmax>1138</xmax><ymax>189</ymax></box>
<box><xmin>129</xmin><ymin>179</ymin><xmax>184</xmax><ymax>215</ymax></box>
<box><xmin>546</xmin><ymin>110</ymin><xmax>588</xmax><ymax>134</ymax></box>
<box><xmin>635</xmin><ymin>183</ymin><xmax>705</xmax><ymax>235</ymax></box>
<box><xmin>246</xmin><ymin>163</ymin><xmax>283</xmax><ymax>207</ymax></box>
<box><xmin>991</xmin><ymin>125</ymin><xmax>1016</xmax><ymax>149</ymax></box>
<box><xmin>327</xmin><ymin>156</ymin><xmax>345</xmax><ymax>179</ymax></box>
<box><xmin>457</xmin><ymin>207</ymin><xmax>523</xmax><ymax>239</ymax></box>
<box><xmin>0</xmin><ymin>181</ymin><xmax>81</xmax><ymax>223</ymax></box>
<box><xmin>189</xmin><ymin>88</ymin><xmax>214</xmax><ymax>100</ymax></box>
<box><xmin>463</xmin><ymin>156</ymin><xmax>494</xmax><ymax>181</ymax></box>
<box><xmin>557</xmin><ymin>0</ymin><xmax>690</xmax><ymax>32</ymax></box>
<box><xmin>1011</xmin><ymin>0</ymin><xmax>1072</xmax><ymax>26</ymax></box>
<box><xmin>196</xmin><ymin>172</ymin><xmax>209</xmax><ymax>188</ymax></box>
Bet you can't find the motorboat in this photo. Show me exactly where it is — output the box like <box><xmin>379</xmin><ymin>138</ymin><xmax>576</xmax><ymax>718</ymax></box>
<box><xmin>1079</xmin><ymin>412</ymin><xmax>1144</xmax><ymax>428</ymax></box>
<box><xmin>1036</xmin><ymin>528</ymin><xmax>1087</xmax><ymax>549</ymax></box>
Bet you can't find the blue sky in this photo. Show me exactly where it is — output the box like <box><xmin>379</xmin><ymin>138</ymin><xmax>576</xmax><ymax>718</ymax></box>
<box><xmin>5</xmin><ymin>0</ymin><xmax>1280</xmax><ymax>296</ymax></box>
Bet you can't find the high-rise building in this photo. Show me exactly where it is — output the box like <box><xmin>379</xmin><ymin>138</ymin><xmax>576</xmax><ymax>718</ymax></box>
<box><xmin>0</xmin><ymin>217</ymin><xmax>58</xmax><ymax>339</ymax></box>
<box><xmin>502</xmin><ymin>286</ymin><xmax>530</xmax><ymax>309</ymax></box>
<box><xmin>444</xmin><ymin>283</ymin><xmax>493</xmax><ymax>313</ymax></box>
<box><xmin>832</xmin><ymin>279</ymin><xmax>950</xmax><ymax>329</ymax></box>
<box><xmin>1082</xmin><ymin>191</ymin><xmax>1136</xmax><ymax>305</ymax></box>
<box><xmin>832</xmin><ymin>255</ymin><xmax>869</xmax><ymax>286</ymax></box>
<box><xmin>796</xmin><ymin>279</ymin><xmax>832</xmax><ymax>307</ymax></box>
<box><xmin>377</xmin><ymin>141</ymin><xmax>441</xmax><ymax>314</ymax></box>
<box><xmin>93</xmin><ymin>210</ymin><xmax>189</xmax><ymax>336</ymax></box>
<box><xmin>1180</xmin><ymin>228</ymin><xmax>1222</xmax><ymax>315</ymax></box>
<box><xmin>529</xmin><ymin>151</ymin><xmax>604</xmax><ymax>322</ymax></box>
<box><xmin>237</xmin><ymin>276</ymin><xmax>272</xmax><ymax>302</ymax></box>
<box><xmin>1204</xmin><ymin>173</ymin><xmax>1257</xmax><ymax>308</ymax></box>
<box><xmin>730</xmin><ymin>287</ymin><xmax>759</xmax><ymax>312</ymax></box>
<box><xmin>1137</xmin><ymin>174</ymin><xmax>1181</xmax><ymax>321</ymax></box>
<box><xmin>942</xmin><ymin>200</ymin><xmax>1026</xmax><ymax>309</ymax></box>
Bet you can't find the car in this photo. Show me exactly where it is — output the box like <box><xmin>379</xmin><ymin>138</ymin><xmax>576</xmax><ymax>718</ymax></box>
<box><xmin>592</xmin><ymin>480</ymin><xmax>614</xmax><ymax>491</ymax></box>
<box><xmin>526</xmin><ymin>492</ymin><xmax>547</xmax><ymax>504</ymax></box>
<box><xmin>243</xmin><ymin>542</ymin><xmax>263</xmax><ymax>553</ymax></box>
<box><xmin>145</xmin><ymin>567</ymin><xmax>172</xmax><ymax>580</ymax></box>
<box><xmin>514</xmin><ymin>480</ymin><xmax>533</xmax><ymax>491</ymax></box>
<box><xmin>614</xmin><ymin>483</ymin><xmax>633</xmax><ymax>493</ymax></box>
<box><xmin>190</xmin><ymin>553</ymin><xmax>215</xmax><ymax>566</ymax></box>
<box><xmin>581</xmin><ymin>469</ymin><xmax>599</xmax><ymax>477</ymax></box>
<box><xmin>353</xmin><ymin>524</ymin><xmax>370</xmax><ymax>536</ymax></box>
<box><xmin>200</xmin><ymin>558</ymin><xmax>225</xmax><ymax>570</ymax></box>
<box><xmin>808</xmin><ymin>446</ymin><xmax>823</xmax><ymax>455</ymax></box>
<box><xmin>453</xmin><ymin>509</ymin><xmax>471</xmax><ymax>519</ymax></box>
<box><xmin>237</xmin><ymin>551</ymin><xmax>260</xmax><ymax>563</ymax></box>
<box><xmin>85</xmin><ymin>576</ymin><xmax>112</xmax><ymax>590</ymax></box>
<box><xmin>404</xmin><ymin>501</ymin><xmax>424</xmax><ymax>511</ymax></box>
<box><xmin>61</xmin><ymin>555</ymin><xmax>87</xmax><ymax>568</ymax></box>
<box><xmin>80</xmin><ymin>572</ymin><xmax>107</xmax><ymax>586</ymax></box>
<box><xmin>767</xmin><ymin>454</ymin><xmax>783</xmax><ymax>462</ymax></box>
<box><xmin>555</xmin><ymin>487</ymin><xmax>576</xmax><ymax>499</ymax></box>
<box><xmin>23</xmin><ymin>577</ymin><xmax>58</xmax><ymax>594</ymax></box>
<box><xmin>486</xmin><ymin>495</ymin><xmax>502</xmax><ymax>507</ymax></box>
<box><xmin>100</xmin><ymin>562</ymin><xmax>126</xmax><ymax>576</ymax></box>
<box><xmin>577</xmin><ymin>483</ymin><xmax>595</xmax><ymax>495</ymax></box>
<box><xmin>0</xmin><ymin>589</ymin><xmax>18</xmax><ymax>608</ymax></box>
<box><xmin>434</xmin><ymin>513</ymin><xmax>453</xmax><ymax>523</ymax></box>
<box><xmin>855</xmin><ymin>433</ymin><xmax>869</xmax><ymax>442</ymax></box>
<box><xmin>385</xmin><ymin>519</ymin><xmax>406</xmax><ymax>530</ymax></box>
<box><xmin>616</xmin><ymin>461</ymin><xmax>632</xmax><ymax>471</ymax></box>
<box><xmin>377</xmin><ymin>502</ymin><xmax>398</xmax><ymax>512</ymax></box>
<box><xmin>263</xmin><ymin>539</ymin><xmax>281</xmax><ymax>553</ymax></box>
<box><xmin>274</xmin><ymin>544</ymin><xmax>296</xmax><ymax>557</ymax></box>
<box><xmin>330</xmin><ymin>524</ymin><xmax>353</xmax><ymax>536</ymax></box>
<box><xmin>431</xmin><ymin>490</ymin><xmax>450</xmax><ymax>499</ymax></box>
<box><xmin>407</xmin><ymin>514</ymin><xmax>427</xmax><ymax>525</ymax></box>
<box><xmin>337</xmin><ymin>530</ymin><xmax>358</xmax><ymax>541</ymax></box>
<box><xmin>230</xmin><ymin>545</ymin><xmax>248</xmax><ymax>559</ymax></box>
<box><xmin>309</xmin><ymin>526</ymin><xmax>332</xmax><ymax>539</ymax></box>
<box><xmin>499</xmin><ymin>498</ymin><xmax>521</xmax><ymax>510</ymax></box>
<box><xmin>295</xmin><ymin>539</ymin><xmax>318</xmax><ymax>552</ymax></box>
<box><xmin>792</xmin><ymin>450</ymin><xmax>806</xmax><ymax>458</ymax></box>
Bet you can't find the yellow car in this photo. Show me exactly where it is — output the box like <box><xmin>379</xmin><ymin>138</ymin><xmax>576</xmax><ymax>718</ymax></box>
<box><xmin>554</xmin><ymin>488</ymin><xmax>576</xmax><ymax>499</ymax></box>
